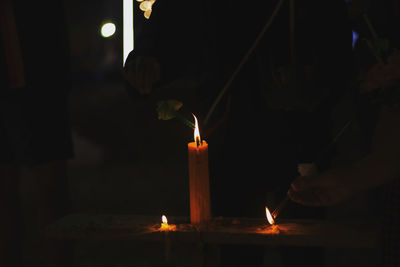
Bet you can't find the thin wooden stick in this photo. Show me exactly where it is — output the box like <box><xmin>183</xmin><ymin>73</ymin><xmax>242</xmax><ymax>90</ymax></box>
<box><xmin>364</xmin><ymin>39</ymin><xmax>384</xmax><ymax>64</ymax></box>
<box><xmin>272</xmin><ymin>119</ymin><xmax>353</xmax><ymax>219</ymax></box>
<box><xmin>272</xmin><ymin>195</ymin><xmax>289</xmax><ymax>219</ymax></box>
<box><xmin>204</xmin><ymin>0</ymin><xmax>286</xmax><ymax>125</ymax></box>
<box><xmin>363</xmin><ymin>14</ymin><xmax>378</xmax><ymax>40</ymax></box>
<box><xmin>362</xmin><ymin>14</ymin><xmax>385</xmax><ymax>64</ymax></box>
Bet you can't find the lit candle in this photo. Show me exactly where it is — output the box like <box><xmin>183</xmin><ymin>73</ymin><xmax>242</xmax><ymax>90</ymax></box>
<box><xmin>159</xmin><ymin>215</ymin><xmax>176</xmax><ymax>231</ymax></box>
<box><xmin>159</xmin><ymin>215</ymin><xmax>175</xmax><ymax>262</ymax></box>
<box><xmin>264</xmin><ymin>206</ymin><xmax>279</xmax><ymax>234</ymax></box>
<box><xmin>188</xmin><ymin>115</ymin><xmax>211</xmax><ymax>224</ymax></box>
<box><xmin>265</xmin><ymin>206</ymin><xmax>275</xmax><ymax>225</ymax></box>
<box><xmin>160</xmin><ymin>215</ymin><xmax>169</xmax><ymax>230</ymax></box>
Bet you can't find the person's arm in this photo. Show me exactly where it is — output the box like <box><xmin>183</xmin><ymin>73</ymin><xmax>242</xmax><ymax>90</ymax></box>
<box><xmin>351</xmin><ymin>106</ymin><xmax>400</xmax><ymax>189</ymax></box>
<box><xmin>289</xmin><ymin>106</ymin><xmax>400</xmax><ymax>206</ymax></box>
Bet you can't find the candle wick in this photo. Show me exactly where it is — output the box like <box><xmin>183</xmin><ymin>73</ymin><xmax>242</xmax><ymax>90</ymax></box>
<box><xmin>196</xmin><ymin>137</ymin><xmax>201</xmax><ymax>147</ymax></box>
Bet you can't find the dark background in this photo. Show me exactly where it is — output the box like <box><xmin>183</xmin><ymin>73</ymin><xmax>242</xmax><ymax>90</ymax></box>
<box><xmin>18</xmin><ymin>0</ymin><xmax>398</xmax><ymax>266</ymax></box>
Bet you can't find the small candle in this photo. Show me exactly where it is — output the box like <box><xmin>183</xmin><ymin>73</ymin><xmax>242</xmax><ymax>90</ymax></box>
<box><xmin>159</xmin><ymin>215</ymin><xmax>175</xmax><ymax>262</ymax></box>
<box><xmin>188</xmin><ymin>115</ymin><xmax>211</xmax><ymax>224</ymax></box>
<box><xmin>160</xmin><ymin>215</ymin><xmax>169</xmax><ymax>230</ymax></box>
<box><xmin>265</xmin><ymin>206</ymin><xmax>275</xmax><ymax>225</ymax></box>
<box><xmin>159</xmin><ymin>215</ymin><xmax>176</xmax><ymax>231</ymax></box>
<box><xmin>259</xmin><ymin>206</ymin><xmax>279</xmax><ymax>234</ymax></box>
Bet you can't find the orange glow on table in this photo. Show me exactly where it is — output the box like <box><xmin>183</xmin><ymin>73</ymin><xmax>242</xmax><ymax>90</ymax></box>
<box><xmin>259</xmin><ymin>224</ymin><xmax>280</xmax><ymax>234</ymax></box>
<box><xmin>159</xmin><ymin>215</ymin><xmax>176</xmax><ymax>231</ymax></box>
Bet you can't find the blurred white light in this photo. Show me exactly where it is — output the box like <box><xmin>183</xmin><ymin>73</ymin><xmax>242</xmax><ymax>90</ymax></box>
<box><xmin>123</xmin><ymin>0</ymin><xmax>134</xmax><ymax>65</ymax></box>
<box><xmin>101</xmin><ymin>22</ymin><xmax>116</xmax><ymax>38</ymax></box>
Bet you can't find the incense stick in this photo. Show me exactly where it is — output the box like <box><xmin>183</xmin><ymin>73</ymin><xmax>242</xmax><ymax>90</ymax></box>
<box><xmin>272</xmin><ymin>195</ymin><xmax>289</xmax><ymax>219</ymax></box>
<box><xmin>272</xmin><ymin>119</ymin><xmax>353</xmax><ymax>219</ymax></box>
<box><xmin>204</xmin><ymin>0</ymin><xmax>285</xmax><ymax>125</ymax></box>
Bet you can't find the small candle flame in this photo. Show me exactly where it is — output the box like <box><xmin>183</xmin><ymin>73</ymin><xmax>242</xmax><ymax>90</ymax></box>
<box><xmin>159</xmin><ymin>214</ymin><xmax>176</xmax><ymax>231</ymax></box>
<box><xmin>162</xmin><ymin>215</ymin><xmax>168</xmax><ymax>224</ymax></box>
<box><xmin>265</xmin><ymin>206</ymin><xmax>275</xmax><ymax>225</ymax></box>
<box><xmin>193</xmin><ymin>114</ymin><xmax>201</xmax><ymax>146</ymax></box>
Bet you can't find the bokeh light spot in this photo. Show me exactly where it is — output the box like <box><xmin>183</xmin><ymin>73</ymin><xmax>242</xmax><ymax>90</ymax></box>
<box><xmin>101</xmin><ymin>22</ymin><xmax>116</xmax><ymax>38</ymax></box>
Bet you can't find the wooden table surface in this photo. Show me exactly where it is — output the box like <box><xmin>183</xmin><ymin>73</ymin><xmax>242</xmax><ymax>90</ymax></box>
<box><xmin>45</xmin><ymin>214</ymin><xmax>380</xmax><ymax>248</ymax></box>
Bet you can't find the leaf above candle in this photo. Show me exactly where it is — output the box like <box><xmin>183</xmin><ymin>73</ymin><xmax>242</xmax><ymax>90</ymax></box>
<box><xmin>156</xmin><ymin>100</ymin><xmax>195</xmax><ymax>129</ymax></box>
<box><xmin>156</xmin><ymin>100</ymin><xmax>183</xmax><ymax>120</ymax></box>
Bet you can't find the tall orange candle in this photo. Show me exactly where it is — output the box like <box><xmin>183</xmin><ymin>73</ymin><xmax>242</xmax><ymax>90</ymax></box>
<box><xmin>188</xmin><ymin>115</ymin><xmax>211</xmax><ymax>224</ymax></box>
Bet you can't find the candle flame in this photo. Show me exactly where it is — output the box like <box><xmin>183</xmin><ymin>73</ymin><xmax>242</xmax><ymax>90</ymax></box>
<box><xmin>159</xmin><ymin>214</ymin><xmax>176</xmax><ymax>231</ymax></box>
<box><xmin>162</xmin><ymin>215</ymin><xmax>168</xmax><ymax>224</ymax></box>
<box><xmin>265</xmin><ymin>206</ymin><xmax>275</xmax><ymax>225</ymax></box>
<box><xmin>193</xmin><ymin>114</ymin><xmax>201</xmax><ymax>146</ymax></box>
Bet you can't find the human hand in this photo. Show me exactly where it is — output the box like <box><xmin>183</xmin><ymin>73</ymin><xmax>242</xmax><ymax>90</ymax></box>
<box><xmin>123</xmin><ymin>55</ymin><xmax>160</xmax><ymax>95</ymax></box>
<box><xmin>288</xmin><ymin>167</ymin><xmax>359</xmax><ymax>206</ymax></box>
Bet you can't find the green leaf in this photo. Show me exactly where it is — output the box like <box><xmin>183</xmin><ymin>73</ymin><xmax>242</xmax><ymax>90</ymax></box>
<box><xmin>373</xmin><ymin>38</ymin><xmax>390</xmax><ymax>55</ymax></box>
<box><xmin>156</xmin><ymin>100</ymin><xmax>183</xmax><ymax>120</ymax></box>
<box><xmin>363</xmin><ymin>37</ymin><xmax>391</xmax><ymax>62</ymax></box>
